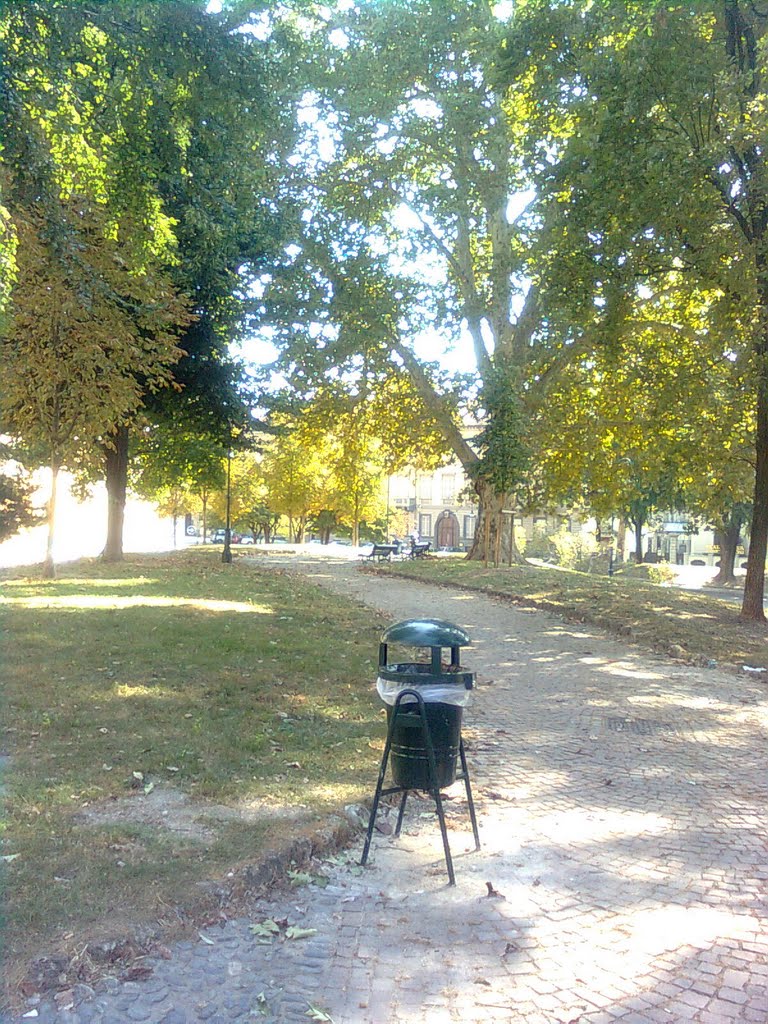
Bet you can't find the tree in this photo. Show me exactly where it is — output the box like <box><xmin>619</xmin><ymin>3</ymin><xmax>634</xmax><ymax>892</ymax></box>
<box><xmin>1</xmin><ymin>205</ymin><xmax>187</xmax><ymax>576</ymax></box>
<box><xmin>208</xmin><ymin>450</ymin><xmax>272</xmax><ymax>541</ymax></box>
<box><xmin>1</xmin><ymin>1</ymin><xmax>292</xmax><ymax>562</ymax></box>
<box><xmin>324</xmin><ymin>418</ymin><xmax>387</xmax><ymax>547</ymax></box>
<box><xmin>260</xmin><ymin>420</ymin><xmax>325</xmax><ymax>543</ymax></box>
<box><xmin>502</xmin><ymin>0</ymin><xmax>768</xmax><ymax>619</ymax></box>
<box><xmin>529</xmin><ymin>283</ymin><xmax>755</xmax><ymax>566</ymax></box>
<box><xmin>263</xmin><ymin>0</ymin><xmax>552</xmax><ymax>562</ymax></box>
<box><xmin>131</xmin><ymin>424</ymin><xmax>227</xmax><ymax>544</ymax></box>
<box><xmin>103</xmin><ymin>1</ymin><xmax>292</xmax><ymax>560</ymax></box>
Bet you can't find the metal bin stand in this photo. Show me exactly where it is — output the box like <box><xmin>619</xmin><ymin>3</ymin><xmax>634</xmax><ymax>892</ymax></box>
<box><xmin>361</xmin><ymin>618</ymin><xmax>480</xmax><ymax>885</ymax></box>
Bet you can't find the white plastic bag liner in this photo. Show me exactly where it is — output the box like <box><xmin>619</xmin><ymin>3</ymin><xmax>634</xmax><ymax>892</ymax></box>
<box><xmin>376</xmin><ymin>676</ymin><xmax>471</xmax><ymax>707</ymax></box>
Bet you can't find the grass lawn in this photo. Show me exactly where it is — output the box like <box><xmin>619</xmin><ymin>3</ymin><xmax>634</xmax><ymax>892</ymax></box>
<box><xmin>0</xmin><ymin>552</ymin><xmax>387</xmax><ymax>1001</ymax></box>
<box><xmin>382</xmin><ymin>557</ymin><xmax>768</xmax><ymax>668</ymax></box>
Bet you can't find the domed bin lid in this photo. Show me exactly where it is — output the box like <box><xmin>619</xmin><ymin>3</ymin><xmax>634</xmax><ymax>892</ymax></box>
<box><xmin>380</xmin><ymin>618</ymin><xmax>470</xmax><ymax>648</ymax></box>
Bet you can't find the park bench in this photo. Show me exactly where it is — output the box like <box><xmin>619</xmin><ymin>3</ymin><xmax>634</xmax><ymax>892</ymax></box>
<box><xmin>363</xmin><ymin>543</ymin><xmax>397</xmax><ymax>562</ymax></box>
<box><xmin>410</xmin><ymin>540</ymin><xmax>431</xmax><ymax>558</ymax></box>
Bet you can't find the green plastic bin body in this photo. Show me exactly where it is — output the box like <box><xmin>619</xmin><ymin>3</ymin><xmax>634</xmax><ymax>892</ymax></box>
<box><xmin>386</xmin><ymin>698</ymin><xmax>462</xmax><ymax>790</ymax></box>
<box><xmin>377</xmin><ymin>620</ymin><xmax>473</xmax><ymax>792</ymax></box>
<box><xmin>380</xmin><ymin>663</ymin><xmax>466</xmax><ymax>790</ymax></box>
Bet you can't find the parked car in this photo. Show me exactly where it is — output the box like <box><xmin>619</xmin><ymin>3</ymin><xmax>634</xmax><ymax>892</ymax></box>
<box><xmin>211</xmin><ymin>529</ymin><xmax>226</xmax><ymax>543</ymax></box>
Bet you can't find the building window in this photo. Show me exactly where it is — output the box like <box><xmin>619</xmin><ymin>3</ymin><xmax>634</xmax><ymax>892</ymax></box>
<box><xmin>417</xmin><ymin>475</ymin><xmax>433</xmax><ymax>502</ymax></box>
<box><xmin>441</xmin><ymin>473</ymin><xmax>457</xmax><ymax>502</ymax></box>
<box><xmin>463</xmin><ymin>515</ymin><xmax>476</xmax><ymax>540</ymax></box>
<box><xmin>419</xmin><ymin>513</ymin><xmax>432</xmax><ymax>538</ymax></box>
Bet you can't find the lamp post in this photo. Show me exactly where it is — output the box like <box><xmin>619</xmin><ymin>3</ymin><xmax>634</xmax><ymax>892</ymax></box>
<box><xmin>221</xmin><ymin>448</ymin><xmax>233</xmax><ymax>565</ymax></box>
<box><xmin>608</xmin><ymin>514</ymin><xmax>615</xmax><ymax>576</ymax></box>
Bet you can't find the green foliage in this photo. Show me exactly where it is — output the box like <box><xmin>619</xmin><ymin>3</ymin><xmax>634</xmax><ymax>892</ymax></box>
<box><xmin>262</xmin><ymin>0</ymin><xmax>537</xmax><ymax>539</ymax></box>
<box><xmin>550</xmin><ymin>526</ymin><xmax>599</xmax><ymax>571</ymax></box>
<box><xmin>501</xmin><ymin>0</ymin><xmax>768</xmax><ymax>613</ymax></box>
<box><xmin>131</xmin><ymin>425</ymin><xmax>227</xmax><ymax>505</ymax></box>
<box><xmin>0</xmin><ymin>467</ymin><xmax>41</xmax><ymax>542</ymax></box>
<box><xmin>1</xmin><ymin>206</ymin><xmax>188</xmax><ymax>472</ymax></box>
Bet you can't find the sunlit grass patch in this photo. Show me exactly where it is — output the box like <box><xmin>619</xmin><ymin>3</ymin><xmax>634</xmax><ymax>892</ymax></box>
<box><xmin>1</xmin><ymin>552</ymin><xmax>388</xmax><ymax>992</ymax></box>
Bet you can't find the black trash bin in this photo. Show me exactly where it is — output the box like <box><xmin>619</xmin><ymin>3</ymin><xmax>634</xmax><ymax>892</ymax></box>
<box><xmin>361</xmin><ymin>616</ymin><xmax>480</xmax><ymax>884</ymax></box>
<box><xmin>376</xmin><ymin>618</ymin><xmax>473</xmax><ymax>791</ymax></box>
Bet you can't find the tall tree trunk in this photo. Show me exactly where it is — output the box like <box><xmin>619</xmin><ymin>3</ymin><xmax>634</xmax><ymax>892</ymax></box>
<box><xmin>103</xmin><ymin>424</ymin><xmax>129</xmax><ymax>562</ymax></box>
<box><xmin>741</xmin><ymin>253</ymin><xmax>768</xmax><ymax>619</ymax></box>
<box><xmin>742</xmin><ymin>361</ymin><xmax>768</xmax><ymax>620</ymax></box>
<box><xmin>632</xmin><ymin>515</ymin><xmax>645</xmax><ymax>563</ymax></box>
<box><xmin>43</xmin><ymin>458</ymin><xmax>60</xmax><ymax>579</ymax></box>
<box><xmin>466</xmin><ymin>478</ymin><xmax>525</xmax><ymax>563</ymax></box>
<box><xmin>202</xmin><ymin>491</ymin><xmax>208</xmax><ymax>543</ymax></box>
<box><xmin>713</xmin><ymin>511</ymin><xmax>743</xmax><ymax>585</ymax></box>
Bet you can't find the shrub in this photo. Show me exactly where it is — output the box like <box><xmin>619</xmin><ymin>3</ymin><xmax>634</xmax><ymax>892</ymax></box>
<box><xmin>550</xmin><ymin>525</ymin><xmax>599</xmax><ymax>569</ymax></box>
<box><xmin>618</xmin><ymin>561</ymin><xmax>677</xmax><ymax>584</ymax></box>
<box><xmin>523</xmin><ymin>526</ymin><xmax>552</xmax><ymax>559</ymax></box>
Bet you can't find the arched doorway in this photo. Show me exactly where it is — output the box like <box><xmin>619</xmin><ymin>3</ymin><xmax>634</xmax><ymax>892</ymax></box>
<box><xmin>435</xmin><ymin>510</ymin><xmax>460</xmax><ymax>550</ymax></box>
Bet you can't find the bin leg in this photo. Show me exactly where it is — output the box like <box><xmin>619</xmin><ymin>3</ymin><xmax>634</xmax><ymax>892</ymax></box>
<box><xmin>361</xmin><ymin>705</ymin><xmax>399</xmax><ymax>867</ymax></box>
<box><xmin>394</xmin><ymin>790</ymin><xmax>409</xmax><ymax>838</ymax></box>
<box><xmin>362</xmin><ymin>689</ymin><xmax>457</xmax><ymax>886</ymax></box>
<box><xmin>413</xmin><ymin>695</ymin><xmax>455</xmax><ymax>886</ymax></box>
<box><xmin>459</xmin><ymin>738</ymin><xmax>481</xmax><ymax>852</ymax></box>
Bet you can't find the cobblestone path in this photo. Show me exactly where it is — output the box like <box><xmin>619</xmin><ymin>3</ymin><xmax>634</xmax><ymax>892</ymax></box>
<box><xmin>7</xmin><ymin>555</ymin><xmax>768</xmax><ymax>1024</ymax></box>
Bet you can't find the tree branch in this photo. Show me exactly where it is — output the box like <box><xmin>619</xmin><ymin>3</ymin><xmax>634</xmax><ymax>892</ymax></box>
<box><xmin>390</xmin><ymin>339</ymin><xmax>479</xmax><ymax>473</ymax></box>
<box><xmin>708</xmin><ymin>172</ymin><xmax>753</xmax><ymax>240</ymax></box>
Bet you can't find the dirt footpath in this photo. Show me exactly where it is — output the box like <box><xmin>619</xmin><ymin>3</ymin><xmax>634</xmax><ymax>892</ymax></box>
<box><xmin>10</xmin><ymin>552</ymin><xmax>768</xmax><ymax>1024</ymax></box>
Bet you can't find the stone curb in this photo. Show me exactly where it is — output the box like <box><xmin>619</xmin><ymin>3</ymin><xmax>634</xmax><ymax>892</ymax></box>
<box><xmin>12</xmin><ymin>813</ymin><xmax>361</xmax><ymax>1015</ymax></box>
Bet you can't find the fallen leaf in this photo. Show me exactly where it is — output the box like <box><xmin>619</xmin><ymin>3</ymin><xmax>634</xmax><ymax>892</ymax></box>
<box><xmin>287</xmin><ymin>869</ymin><xmax>313</xmax><ymax>887</ymax></box>
<box><xmin>250</xmin><ymin>920</ymin><xmax>280</xmax><ymax>941</ymax></box>
<box><xmin>306</xmin><ymin>1007</ymin><xmax>334</xmax><ymax>1022</ymax></box>
<box><xmin>286</xmin><ymin>926</ymin><xmax>317</xmax><ymax>940</ymax></box>
<box><xmin>121</xmin><ymin>966</ymin><xmax>153</xmax><ymax>982</ymax></box>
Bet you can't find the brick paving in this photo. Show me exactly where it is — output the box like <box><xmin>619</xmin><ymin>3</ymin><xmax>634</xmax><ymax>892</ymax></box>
<box><xmin>6</xmin><ymin>555</ymin><xmax>768</xmax><ymax>1023</ymax></box>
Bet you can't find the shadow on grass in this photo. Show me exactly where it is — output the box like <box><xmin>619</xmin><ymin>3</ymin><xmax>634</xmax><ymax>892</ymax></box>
<box><xmin>0</xmin><ymin>554</ymin><xmax>389</xmax><ymax>976</ymax></box>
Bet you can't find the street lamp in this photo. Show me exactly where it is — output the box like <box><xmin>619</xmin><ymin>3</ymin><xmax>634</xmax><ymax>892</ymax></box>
<box><xmin>608</xmin><ymin>515</ymin><xmax>615</xmax><ymax>576</ymax></box>
<box><xmin>221</xmin><ymin>448</ymin><xmax>233</xmax><ymax>565</ymax></box>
